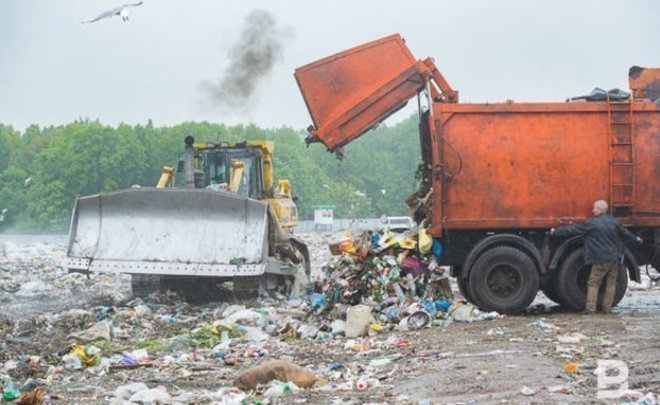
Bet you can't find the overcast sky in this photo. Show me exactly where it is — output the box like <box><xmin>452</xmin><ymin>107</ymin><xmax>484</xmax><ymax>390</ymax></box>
<box><xmin>1</xmin><ymin>0</ymin><xmax>658</xmax><ymax>132</ymax></box>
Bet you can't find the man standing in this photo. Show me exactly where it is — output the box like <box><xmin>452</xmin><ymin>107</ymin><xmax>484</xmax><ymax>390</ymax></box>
<box><xmin>551</xmin><ymin>200</ymin><xmax>642</xmax><ymax>314</ymax></box>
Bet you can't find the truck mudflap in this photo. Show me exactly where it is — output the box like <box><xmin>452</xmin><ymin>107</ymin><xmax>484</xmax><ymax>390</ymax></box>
<box><xmin>64</xmin><ymin>188</ymin><xmax>271</xmax><ymax>277</ymax></box>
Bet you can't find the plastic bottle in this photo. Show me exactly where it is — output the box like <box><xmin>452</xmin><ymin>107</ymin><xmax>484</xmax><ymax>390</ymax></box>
<box><xmin>356</xmin><ymin>376</ymin><xmax>368</xmax><ymax>391</ymax></box>
<box><xmin>3</xmin><ymin>377</ymin><xmax>20</xmax><ymax>401</ymax></box>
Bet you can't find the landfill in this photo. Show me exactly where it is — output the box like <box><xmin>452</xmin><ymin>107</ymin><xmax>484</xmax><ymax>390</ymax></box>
<box><xmin>1</xmin><ymin>234</ymin><xmax>659</xmax><ymax>404</ymax></box>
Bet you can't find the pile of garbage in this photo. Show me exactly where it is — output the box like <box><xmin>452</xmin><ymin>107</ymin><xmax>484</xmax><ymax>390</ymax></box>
<box><xmin>0</xmin><ymin>234</ymin><xmax>502</xmax><ymax>403</ymax></box>
<box><xmin>305</xmin><ymin>228</ymin><xmax>501</xmax><ymax>336</ymax></box>
<box><xmin>2</xmin><ymin>235</ymin><xmax>659</xmax><ymax>403</ymax></box>
<box><xmin>0</xmin><ymin>287</ymin><xmax>427</xmax><ymax>403</ymax></box>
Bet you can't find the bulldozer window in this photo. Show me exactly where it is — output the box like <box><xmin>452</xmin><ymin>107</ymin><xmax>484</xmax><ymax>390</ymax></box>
<box><xmin>207</xmin><ymin>155</ymin><xmax>228</xmax><ymax>184</ymax></box>
<box><xmin>201</xmin><ymin>148</ymin><xmax>264</xmax><ymax>199</ymax></box>
<box><xmin>236</xmin><ymin>157</ymin><xmax>259</xmax><ymax>198</ymax></box>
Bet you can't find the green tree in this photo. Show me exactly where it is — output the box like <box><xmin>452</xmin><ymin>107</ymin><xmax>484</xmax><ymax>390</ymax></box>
<box><xmin>0</xmin><ymin>166</ymin><xmax>29</xmax><ymax>230</ymax></box>
<box><xmin>0</xmin><ymin>124</ymin><xmax>20</xmax><ymax>172</ymax></box>
<box><xmin>1</xmin><ymin>115</ymin><xmax>423</xmax><ymax>232</ymax></box>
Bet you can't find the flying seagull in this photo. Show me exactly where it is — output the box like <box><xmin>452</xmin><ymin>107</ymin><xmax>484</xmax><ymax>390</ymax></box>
<box><xmin>83</xmin><ymin>1</ymin><xmax>144</xmax><ymax>24</ymax></box>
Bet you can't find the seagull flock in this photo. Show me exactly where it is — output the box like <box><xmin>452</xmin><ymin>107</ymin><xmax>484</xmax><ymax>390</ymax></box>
<box><xmin>83</xmin><ymin>1</ymin><xmax>144</xmax><ymax>24</ymax></box>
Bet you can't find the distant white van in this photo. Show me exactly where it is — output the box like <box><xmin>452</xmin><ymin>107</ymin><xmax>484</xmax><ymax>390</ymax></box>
<box><xmin>383</xmin><ymin>216</ymin><xmax>416</xmax><ymax>233</ymax></box>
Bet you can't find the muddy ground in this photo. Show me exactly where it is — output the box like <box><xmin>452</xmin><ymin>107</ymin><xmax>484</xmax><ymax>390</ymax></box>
<box><xmin>0</xmin><ymin>235</ymin><xmax>658</xmax><ymax>404</ymax></box>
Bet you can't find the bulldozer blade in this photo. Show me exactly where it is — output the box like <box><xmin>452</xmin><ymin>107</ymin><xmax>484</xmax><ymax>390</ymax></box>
<box><xmin>64</xmin><ymin>188</ymin><xmax>270</xmax><ymax>277</ymax></box>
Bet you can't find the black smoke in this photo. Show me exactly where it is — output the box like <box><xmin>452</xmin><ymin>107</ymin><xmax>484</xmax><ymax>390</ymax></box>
<box><xmin>200</xmin><ymin>9</ymin><xmax>292</xmax><ymax>112</ymax></box>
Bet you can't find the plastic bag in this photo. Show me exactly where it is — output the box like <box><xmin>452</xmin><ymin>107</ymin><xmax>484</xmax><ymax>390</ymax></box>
<box><xmin>418</xmin><ymin>229</ymin><xmax>432</xmax><ymax>255</ymax></box>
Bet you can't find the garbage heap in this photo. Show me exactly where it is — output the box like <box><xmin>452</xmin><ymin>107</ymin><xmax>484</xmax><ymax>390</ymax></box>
<box><xmin>308</xmin><ymin>228</ymin><xmax>499</xmax><ymax>335</ymax></box>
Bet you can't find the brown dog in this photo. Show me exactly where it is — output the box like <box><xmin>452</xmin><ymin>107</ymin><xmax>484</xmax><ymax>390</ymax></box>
<box><xmin>234</xmin><ymin>360</ymin><xmax>317</xmax><ymax>390</ymax></box>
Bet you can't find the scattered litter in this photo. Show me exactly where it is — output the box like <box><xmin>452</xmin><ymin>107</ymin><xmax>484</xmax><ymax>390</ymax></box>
<box><xmin>3</xmin><ymin>377</ymin><xmax>20</xmax><ymax>401</ymax></box>
<box><xmin>547</xmin><ymin>385</ymin><xmax>570</xmax><ymax>394</ymax></box>
<box><xmin>449</xmin><ymin>302</ymin><xmax>500</xmax><ymax>323</ymax></box>
<box><xmin>556</xmin><ymin>333</ymin><xmax>588</xmax><ymax>344</ymax></box>
<box><xmin>114</xmin><ymin>383</ymin><xmax>149</xmax><ymax>400</ymax></box>
<box><xmin>563</xmin><ymin>362</ymin><xmax>579</xmax><ymax>373</ymax></box>
<box><xmin>263</xmin><ymin>381</ymin><xmax>300</xmax><ymax>398</ymax></box>
<box><xmin>0</xmin><ymin>233</ymin><xmax>654</xmax><ymax>404</ymax></box>
<box><xmin>16</xmin><ymin>387</ymin><xmax>46</xmax><ymax>405</ymax></box>
<box><xmin>67</xmin><ymin>320</ymin><xmax>112</xmax><ymax>343</ymax></box>
<box><xmin>369</xmin><ymin>358</ymin><xmax>393</xmax><ymax>367</ymax></box>
<box><xmin>129</xmin><ymin>386</ymin><xmax>171</xmax><ymax>404</ymax></box>
<box><xmin>407</xmin><ymin>311</ymin><xmax>431</xmax><ymax>329</ymax></box>
<box><xmin>356</xmin><ymin>375</ymin><xmax>369</xmax><ymax>391</ymax></box>
<box><xmin>620</xmin><ymin>390</ymin><xmax>657</xmax><ymax>405</ymax></box>
<box><xmin>346</xmin><ymin>305</ymin><xmax>372</xmax><ymax>338</ymax></box>
<box><xmin>528</xmin><ymin>319</ymin><xmax>560</xmax><ymax>330</ymax></box>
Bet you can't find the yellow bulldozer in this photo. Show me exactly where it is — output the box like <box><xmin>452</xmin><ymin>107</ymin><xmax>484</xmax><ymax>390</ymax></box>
<box><xmin>64</xmin><ymin>136</ymin><xmax>309</xmax><ymax>298</ymax></box>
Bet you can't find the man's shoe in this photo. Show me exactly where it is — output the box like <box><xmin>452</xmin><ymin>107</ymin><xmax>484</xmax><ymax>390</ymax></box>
<box><xmin>578</xmin><ymin>309</ymin><xmax>594</xmax><ymax>315</ymax></box>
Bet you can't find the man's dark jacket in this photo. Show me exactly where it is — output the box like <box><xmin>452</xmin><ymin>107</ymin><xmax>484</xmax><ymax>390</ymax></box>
<box><xmin>554</xmin><ymin>213</ymin><xmax>637</xmax><ymax>265</ymax></box>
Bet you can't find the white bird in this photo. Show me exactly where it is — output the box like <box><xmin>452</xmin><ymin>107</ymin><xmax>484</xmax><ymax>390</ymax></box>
<box><xmin>83</xmin><ymin>1</ymin><xmax>144</xmax><ymax>24</ymax></box>
<box><xmin>24</xmin><ymin>177</ymin><xmax>32</xmax><ymax>187</ymax></box>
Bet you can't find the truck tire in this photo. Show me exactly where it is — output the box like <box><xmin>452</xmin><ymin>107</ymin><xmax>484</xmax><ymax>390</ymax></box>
<box><xmin>131</xmin><ymin>275</ymin><xmax>162</xmax><ymax>297</ymax></box>
<box><xmin>468</xmin><ymin>246</ymin><xmax>539</xmax><ymax>314</ymax></box>
<box><xmin>457</xmin><ymin>276</ymin><xmax>472</xmax><ymax>302</ymax></box>
<box><xmin>541</xmin><ymin>283</ymin><xmax>561</xmax><ymax>305</ymax></box>
<box><xmin>541</xmin><ymin>271</ymin><xmax>564</xmax><ymax>306</ymax></box>
<box><xmin>556</xmin><ymin>249</ymin><xmax>627</xmax><ymax>312</ymax></box>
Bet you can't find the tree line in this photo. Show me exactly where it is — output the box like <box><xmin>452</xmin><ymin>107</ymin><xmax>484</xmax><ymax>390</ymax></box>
<box><xmin>0</xmin><ymin>117</ymin><xmax>421</xmax><ymax>233</ymax></box>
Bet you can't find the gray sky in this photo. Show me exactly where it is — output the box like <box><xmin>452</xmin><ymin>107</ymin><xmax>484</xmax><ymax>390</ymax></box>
<box><xmin>1</xmin><ymin>0</ymin><xmax>658</xmax><ymax>132</ymax></box>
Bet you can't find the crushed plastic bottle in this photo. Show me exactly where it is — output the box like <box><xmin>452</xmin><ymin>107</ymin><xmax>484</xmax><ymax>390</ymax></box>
<box><xmin>3</xmin><ymin>377</ymin><xmax>20</xmax><ymax>401</ymax></box>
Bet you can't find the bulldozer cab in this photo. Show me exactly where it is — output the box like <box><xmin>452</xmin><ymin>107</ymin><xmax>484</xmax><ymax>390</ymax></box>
<box><xmin>197</xmin><ymin>144</ymin><xmax>265</xmax><ymax>199</ymax></box>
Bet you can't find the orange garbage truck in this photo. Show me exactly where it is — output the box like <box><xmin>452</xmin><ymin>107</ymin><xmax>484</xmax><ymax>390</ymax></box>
<box><xmin>294</xmin><ymin>34</ymin><xmax>660</xmax><ymax>313</ymax></box>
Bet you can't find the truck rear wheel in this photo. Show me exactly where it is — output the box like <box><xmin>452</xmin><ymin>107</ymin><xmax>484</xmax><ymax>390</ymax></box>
<box><xmin>556</xmin><ymin>249</ymin><xmax>627</xmax><ymax>312</ymax></box>
<box><xmin>468</xmin><ymin>246</ymin><xmax>539</xmax><ymax>314</ymax></box>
